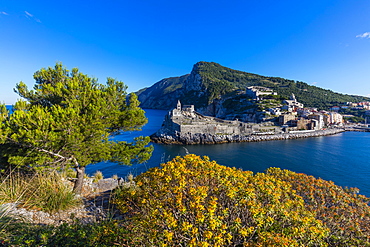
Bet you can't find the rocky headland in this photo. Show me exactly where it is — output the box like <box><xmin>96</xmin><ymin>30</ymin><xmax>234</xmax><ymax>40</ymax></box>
<box><xmin>151</xmin><ymin>100</ymin><xmax>345</xmax><ymax>145</ymax></box>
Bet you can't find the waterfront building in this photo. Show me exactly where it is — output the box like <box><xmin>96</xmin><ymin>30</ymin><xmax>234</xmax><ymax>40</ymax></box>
<box><xmin>328</xmin><ymin>112</ymin><xmax>343</xmax><ymax>125</ymax></box>
<box><xmin>308</xmin><ymin>113</ymin><xmax>325</xmax><ymax>130</ymax></box>
<box><xmin>296</xmin><ymin>117</ymin><xmax>314</xmax><ymax>130</ymax></box>
<box><xmin>279</xmin><ymin>113</ymin><xmax>297</xmax><ymax>126</ymax></box>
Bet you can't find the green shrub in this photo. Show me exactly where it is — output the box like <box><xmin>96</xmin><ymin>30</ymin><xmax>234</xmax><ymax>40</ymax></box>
<box><xmin>0</xmin><ymin>220</ymin><xmax>131</xmax><ymax>246</ymax></box>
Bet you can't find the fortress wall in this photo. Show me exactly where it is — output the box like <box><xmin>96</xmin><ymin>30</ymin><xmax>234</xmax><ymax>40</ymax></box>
<box><xmin>165</xmin><ymin>108</ymin><xmax>253</xmax><ymax>136</ymax></box>
<box><xmin>180</xmin><ymin>123</ymin><xmax>243</xmax><ymax>135</ymax></box>
<box><xmin>180</xmin><ymin>124</ymin><xmax>214</xmax><ymax>134</ymax></box>
<box><xmin>163</xmin><ymin>114</ymin><xmax>181</xmax><ymax>132</ymax></box>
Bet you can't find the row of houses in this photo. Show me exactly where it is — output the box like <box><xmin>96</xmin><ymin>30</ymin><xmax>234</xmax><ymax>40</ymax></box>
<box><xmin>330</xmin><ymin>101</ymin><xmax>370</xmax><ymax>111</ymax></box>
<box><xmin>247</xmin><ymin>86</ymin><xmax>344</xmax><ymax>130</ymax></box>
<box><xmin>279</xmin><ymin>111</ymin><xmax>343</xmax><ymax>130</ymax></box>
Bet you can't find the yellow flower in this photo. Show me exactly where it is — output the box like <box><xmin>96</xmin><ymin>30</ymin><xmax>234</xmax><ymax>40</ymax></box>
<box><xmin>189</xmin><ymin>238</ymin><xmax>197</xmax><ymax>247</ymax></box>
<box><xmin>234</xmin><ymin>217</ymin><xmax>242</xmax><ymax>224</ymax></box>
<box><xmin>204</xmin><ymin>230</ymin><xmax>213</xmax><ymax>239</ymax></box>
<box><xmin>196</xmin><ymin>213</ymin><xmax>205</xmax><ymax>223</ymax></box>
<box><xmin>199</xmin><ymin>242</ymin><xmax>210</xmax><ymax>247</ymax></box>
<box><xmin>209</xmin><ymin>218</ymin><xmax>218</xmax><ymax>230</ymax></box>
<box><xmin>182</xmin><ymin>221</ymin><xmax>193</xmax><ymax>231</ymax></box>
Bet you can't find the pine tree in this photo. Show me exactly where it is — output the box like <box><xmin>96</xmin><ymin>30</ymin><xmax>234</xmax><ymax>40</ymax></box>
<box><xmin>0</xmin><ymin>63</ymin><xmax>153</xmax><ymax>194</ymax></box>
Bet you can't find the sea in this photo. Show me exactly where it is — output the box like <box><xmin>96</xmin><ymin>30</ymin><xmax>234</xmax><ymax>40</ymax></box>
<box><xmin>5</xmin><ymin>106</ymin><xmax>370</xmax><ymax>197</ymax></box>
<box><xmin>85</xmin><ymin>109</ymin><xmax>370</xmax><ymax>198</ymax></box>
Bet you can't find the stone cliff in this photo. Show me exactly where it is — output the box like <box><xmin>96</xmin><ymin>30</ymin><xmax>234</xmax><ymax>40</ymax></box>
<box><xmin>137</xmin><ymin>62</ymin><xmax>206</xmax><ymax>110</ymax></box>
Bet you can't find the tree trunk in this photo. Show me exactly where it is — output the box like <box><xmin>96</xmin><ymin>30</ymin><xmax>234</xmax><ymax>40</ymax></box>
<box><xmin>73</xmin><ymin>166</ymin><xmax>85</xmax><ymax>195</ymax></box>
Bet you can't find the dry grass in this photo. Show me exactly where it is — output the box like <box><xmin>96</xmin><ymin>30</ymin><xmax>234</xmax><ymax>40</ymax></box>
<box><xmin>0</xmin><ymin>170</ymin><xmax>81</xmax><ymax>214</ymax></box>
<box><xmin>93</xmin><ymin>170</ymin><xmax>103</xmax><ymax>183</ymax></box>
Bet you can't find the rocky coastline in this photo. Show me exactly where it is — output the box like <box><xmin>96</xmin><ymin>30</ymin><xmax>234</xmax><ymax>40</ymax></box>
<box><xmin>151</xmin><ymin>128</ymin><xmax>345</xmax><ymax>145</ymax></box>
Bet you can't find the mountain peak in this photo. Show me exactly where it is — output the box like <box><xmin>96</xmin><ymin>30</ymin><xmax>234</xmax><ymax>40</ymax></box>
<box><xmin>136</xmin><ymin>62</ymin><xmax>370</xmax><ymax>114</ymax></box>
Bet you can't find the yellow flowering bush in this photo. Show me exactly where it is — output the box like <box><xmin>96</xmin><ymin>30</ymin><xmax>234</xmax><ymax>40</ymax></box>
<box><xmin>114</xmin><ymin>154</ymin><xmax>328</xmax><ymax>246</ymax></box>
<box><xmin>267</xmin><ymin>167</ymin><xmax>370</xmax><ymax>246</ymax></box>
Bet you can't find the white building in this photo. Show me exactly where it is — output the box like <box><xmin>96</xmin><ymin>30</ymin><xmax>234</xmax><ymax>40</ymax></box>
<box><xmin>308</xmin><ymin>113</ymin><xmax>325</xmax><ymax>130</ymax></box>
<box><xmin>269</xmin><ymin>107</ymin><xmax>282</xmax><ymax>116</ymax></box>
<box><xmin>171</xmin><ymin>100</ymin><xmax>195</xmax><ymax>119</ymax></box>
<box><xmin>246</xmin><ymin>86</ymin><xmax>277</xmax><ymax>100</ymax></box>
<box><xmin>283</xmin><ymin>93</ymin><xmax>304</xmax><ymax>109</ymax></box>
<box><xmin>328</xmin><ymin>112</ymin><xmax>343</xmax><ymax>125</ymax></box>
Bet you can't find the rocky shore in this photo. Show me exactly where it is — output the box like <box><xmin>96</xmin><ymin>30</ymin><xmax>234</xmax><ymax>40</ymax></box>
<box><xmin>151</xmin><ymin>128</ymin><xmax>345</xmax><ymax>145</ymax></box>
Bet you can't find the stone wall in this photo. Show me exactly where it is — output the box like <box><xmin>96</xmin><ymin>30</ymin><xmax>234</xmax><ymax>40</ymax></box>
<box><xmin>151</xmin><ymin>128</ymin><xmax>345</xmax><ymax>145</ymax></box>
<box><xmin>180</xmin><ymin>122</ymin><xmax>251</xmax><ymax>135</ymax></box>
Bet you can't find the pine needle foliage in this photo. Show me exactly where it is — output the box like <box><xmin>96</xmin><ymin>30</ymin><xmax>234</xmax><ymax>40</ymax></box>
<box><xmin>0</xmin><ymin>63</ymin><xmax>153</xmax><ymax>194</ymax></box>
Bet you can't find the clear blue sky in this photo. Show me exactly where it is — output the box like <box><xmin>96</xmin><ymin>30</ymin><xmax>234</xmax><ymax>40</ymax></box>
<box><xmin>1</xmin><ymin>0</ymin><xmax>370</xmax><ymax>104</ymax></box>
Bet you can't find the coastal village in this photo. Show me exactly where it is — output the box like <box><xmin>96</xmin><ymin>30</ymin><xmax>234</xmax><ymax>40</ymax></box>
<box><xmin>151</xmin><ymin>86</ymin><xmax>370</xmax><ymax>144</ymax></box>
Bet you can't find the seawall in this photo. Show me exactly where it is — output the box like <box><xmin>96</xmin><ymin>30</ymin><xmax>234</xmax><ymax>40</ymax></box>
<box><xmin>150</xmin><ymin>128</ymin><xmax>345</xmax><ymax>145</ymax></box>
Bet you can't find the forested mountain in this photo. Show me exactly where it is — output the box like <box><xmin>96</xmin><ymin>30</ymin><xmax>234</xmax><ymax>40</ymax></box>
<box><xmin>137</xmin><ymin>62</ymin><xmax>369</xmax><ymax>114</ymax></box>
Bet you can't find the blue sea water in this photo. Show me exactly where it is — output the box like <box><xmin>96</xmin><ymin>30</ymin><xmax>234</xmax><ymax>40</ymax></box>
<box><xmin>6</xmin><ymin>105</ymin><xmax>368</xmax><ymax>197</ymax></box>
<box><xmin>85</xmin><ymin>109</ymin><xmax>370</xmax><ymax>197</ymax></box>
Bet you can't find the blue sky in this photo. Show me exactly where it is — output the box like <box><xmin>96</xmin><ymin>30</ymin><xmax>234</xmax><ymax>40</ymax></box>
<box><xmin>1</xmin><ymin>0</ymin><xmax>370</xmax><ymax>104</ymax></box>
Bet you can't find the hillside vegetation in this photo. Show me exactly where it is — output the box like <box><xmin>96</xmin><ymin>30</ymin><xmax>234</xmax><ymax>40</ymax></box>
<box><xmin>137</xmin><ymin>62</ymin><xmax>369</xmax><ymax>111</ymax></box>
<box><xmin>2</xmin><ymin>155</ymin><xmax>369</xmax><ymax>246</ymax></box>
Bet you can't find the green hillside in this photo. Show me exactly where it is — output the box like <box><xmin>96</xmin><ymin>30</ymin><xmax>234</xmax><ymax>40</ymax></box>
<box><xmin>137</xmin><ymin>61</ymin><xmax>370</xmax><ymax>111</ymax></box>
<box><xmin>196</xmin><ymin>61</ymin><xmax>369</xmax><ymax>109</ymax></box>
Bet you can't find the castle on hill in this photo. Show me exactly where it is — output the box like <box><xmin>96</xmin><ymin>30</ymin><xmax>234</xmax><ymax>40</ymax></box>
<box><xmin>171</xmin><ymin>100</ymin><xmax>195</xmax><ymax>118</ymax></box>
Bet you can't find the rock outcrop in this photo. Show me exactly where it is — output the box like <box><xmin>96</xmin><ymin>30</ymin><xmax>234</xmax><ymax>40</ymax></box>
<box><xmin>137</xmin><ymin>62</ymin><xmax>208</xmax><ymax>110</ymax></box>
<box><xmin>137</xmin><ymin>74</ymin><xmax>190</xmax><ymax>110</ymax></box>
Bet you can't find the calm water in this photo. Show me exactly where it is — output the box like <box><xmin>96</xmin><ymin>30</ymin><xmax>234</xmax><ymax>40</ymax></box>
<box><xmin>85</xmin><ymin>109</ymin><xmax>370</xmax><ymax>197</ymax></box>
<box><xmin>8</xmin><ymin>105</ymin><xmax>366</xmax><ymax>197</ymax></box>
